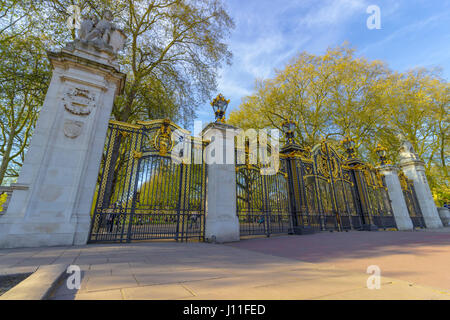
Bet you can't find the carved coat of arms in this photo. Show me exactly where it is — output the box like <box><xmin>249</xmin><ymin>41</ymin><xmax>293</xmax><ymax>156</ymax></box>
<box><xmin>64</xmin><ymin>120</ymin><xmax>84</xmax><ymax>139</ymax></box>
<box><xmin>62</xmin><ymin>88</ymin><xmax>96</xmax><ymax>116</ymax></box>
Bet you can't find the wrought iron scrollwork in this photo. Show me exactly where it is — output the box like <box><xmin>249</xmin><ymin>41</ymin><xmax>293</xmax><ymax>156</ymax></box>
<box><xmin>237</xmin><ymin>136</ymin><xmax>399</xmax><ymax>236</ymax></box>
<box><xmin>88</xmin><ymin>119</ymin><xmax>206</xmax><ymax>243</ymax></box>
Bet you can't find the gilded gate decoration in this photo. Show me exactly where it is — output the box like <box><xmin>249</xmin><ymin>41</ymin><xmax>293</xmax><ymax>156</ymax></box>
<box><xmin>90</xmin><ymin>119</ymin><xmax>400</xmax><ymax>243</ymax></box>
<box><xmin>285</xmin><ymin>141</ymin><xmax>364</xmax><ymax>232</ymax></box>
<box><xmin>236</xmin><ymin>138</ymin><xmax>397</xmax><ymax>236</ymax></box>
<box><xmin>152</xmin><ymin>119</ymin><xmax>174</xmax><ymax>156</ymax></box>
<box><xmin>350</xmin><ymin>163</ymin><xmax>396</xmax><ymax>230</ymax></box>
<box><xmin>88</xmin><ymin>119</ymin><xmax>207</xmax><ymax>243</ymax></box>
<box><xmin>309</xmin><ymin>141</ymin><xmax>358</xmax><ymax>231</ymax></box>
<box><xmin>235</xmin><ymin>142</ymin><xmax>291</xmax><ymax>237</ymax></box>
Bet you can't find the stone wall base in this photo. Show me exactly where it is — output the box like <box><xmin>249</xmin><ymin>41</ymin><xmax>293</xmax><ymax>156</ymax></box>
<box><xmin>205</xmin><ymin>217</ymin><xmax>240</xmax><ymax>243</ymax></box>
<box><xmin>423</xmin><ymin>216</ymin><xmax>444</xmax><ymax>229</ymax></box>
<box><xmin>0</xmin><ymin>231</ymin><xmax>76</xmax><ymax>249</ymax></box>
<box><xmin>438</xmin><ymin>207</ymin><xmax>450</xmax><ymax>227</ymax></box>
<box><xmin>395</xmin><ymin>216</ymin><xmax>416</xmax><ymax>231</ymax></box>
<box><xmin>0</xmin><ymin>215</ymin><xmax>84</xmax><ymax>248</ymax></box>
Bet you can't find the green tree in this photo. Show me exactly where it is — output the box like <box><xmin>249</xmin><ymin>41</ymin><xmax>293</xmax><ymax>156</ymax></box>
<box><xmin>0</xmin><ymin>0</ymin><xmax>37</xmax><ymax>44</ymax></box>
<box><xmin>0</xmin><ymin>35</ymin><xmax>50</xmax><ymax>184</ymax></box>
<box><xmin>25</xmin><ymin>0</ymin><xmax>234</xmax><ymax>125</ymax></box>
<box><xmin>228</xmin><ymin>44</ymin><xmax>449</xmax><ymax>205</ymax></box>
<box><xmin>0</xmin><ymin>0</ymin><xmax>233</xmax><ymax>185</ymax></box>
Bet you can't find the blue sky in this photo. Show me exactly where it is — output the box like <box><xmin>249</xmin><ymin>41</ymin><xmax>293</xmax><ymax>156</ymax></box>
<box><xmin>192</xmin><ymin>0</ymin><xmax>450</xmax><ymax>130</ymax></box>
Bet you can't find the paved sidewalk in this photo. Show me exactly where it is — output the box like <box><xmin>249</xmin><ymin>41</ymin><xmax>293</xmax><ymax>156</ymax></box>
<box><xmin>229</xmin><ymin>229</ymin><xmax>450</xmax><ymax>291</ymax></box>
<box><xmin>0</xmin><ymin>231</ymin><xmax>449</xmax><ymax>300</ymax></box>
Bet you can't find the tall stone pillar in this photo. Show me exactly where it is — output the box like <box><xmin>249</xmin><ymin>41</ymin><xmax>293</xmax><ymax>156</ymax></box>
<box><xmin>378</xmin><ymin>165</ymin><xmax>414</xmax><ymax>231</ymax></box>
<box><xmin>398</xmin><ymin>140</ymin><xmax>443</xmax><ymax>228</ymax></box>
<box><xmin>0</xmin><ymin>22</ymin><xmax>126</xmax><ymax>248</ymax></box>
<box><xmin>202</xmin><ymin>122</ymin><xmax>240</xmax><ymax>243</ymax></box>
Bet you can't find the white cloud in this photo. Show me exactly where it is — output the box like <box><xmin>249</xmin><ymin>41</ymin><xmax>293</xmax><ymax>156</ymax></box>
<box><xmin>226</xmin><ymin>0</ymin><xmax>369</xmax><ymax>84</ymax></box>
<box><xmin>361</xmin><ymin>12</ymin><xmax>447</xmax><ymax>54</ymax></box>
<box><xmin>193</xmin><ymin>0</ymin><xmax>450</xmax><ymax>125</ymax></box>
<box><xmin>218</xmin><ymin>76</ymin><xmax>252</xmax><ymax>100</ymax></box>
<box><xmin>299</xmin><ymin>0</ymin><xmax>368</xmax><ymax>28</ymax></box>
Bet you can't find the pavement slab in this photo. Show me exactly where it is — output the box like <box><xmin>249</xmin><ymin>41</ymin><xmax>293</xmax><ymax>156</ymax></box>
<box><xmin>0</xmin><ymin>230</ymin><xmax>448</xmax><ymax>300</ymax></box>
<box><xmin>122</xmin><ymin>284</ymin><xmax>195</xmax><ymax>300</ymax></box>
<box><xmin>228</xmin><ymin>230</ymin><xmax>450</xmax><ymax>292</ymax></box>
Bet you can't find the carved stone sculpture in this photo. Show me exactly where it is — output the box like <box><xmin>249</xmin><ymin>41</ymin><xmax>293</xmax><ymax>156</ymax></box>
<box><xmin>398</xmin><ymin>135</ymin><xmax>419</xmax><ymax>162</ymax></box>
<box><xmin>85</xmin><ymin>11</ymin><xmax>113</xmax><ymax>42</ymax></box>
<box><xmin>78</xmin><ymin>15</ymin><xmax>98</xmax><ymax>40</ymax></box>
<box><xmin>74</xmin><ymin>10</ymin><xmax>126</xmax><ymax>55</ymax></box>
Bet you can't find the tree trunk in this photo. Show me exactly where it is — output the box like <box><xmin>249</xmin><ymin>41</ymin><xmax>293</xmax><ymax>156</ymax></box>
<box><xmin>0</xmin><ymin>134</ymin><xmax>14</xmax><ymax>185</ymax></box>
<box><xmin>440</xmin><ymin>135</ymin><xmax>447</xmax><ymax>176</ymax></box>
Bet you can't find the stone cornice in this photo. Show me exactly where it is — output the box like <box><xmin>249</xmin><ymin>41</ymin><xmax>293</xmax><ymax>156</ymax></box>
<box><xmin>201</xmin><ymin>122</ymin><xmax>238</xmax><ymax>135</ymax></box>
<box><xmin>47</xmin><ymin>50</ymin><xmax>126</xmax><ymax>95</ymax></box>
<box><xmin>399</xmin><ymin>158</ymin><xmax>425</xmax><ymax>168</ymax></box>
<box><xmin>376</xmin><ymin>164</ymin><xmax>400</xmax><ymax>172</ymax></box>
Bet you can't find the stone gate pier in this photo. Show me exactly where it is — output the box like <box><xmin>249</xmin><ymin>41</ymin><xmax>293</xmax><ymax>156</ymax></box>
<box><xmin>0</xmin><ymin>15</ymin><xmax>126</xmax><ymax>248</ymax></box>
<box><xmin>398</xmin><ymin>141</ymin><xmax>443</xmax><ymax>229</ymax></box>
<box><xmin>202</xmin><ymin>122</ymin><xmax>240</xmax><ymax>243</ymax></box>
<box><xmin>378</xmin><ymin>164</ymin><xmax>414</xmax><ymax>231</ymax></box>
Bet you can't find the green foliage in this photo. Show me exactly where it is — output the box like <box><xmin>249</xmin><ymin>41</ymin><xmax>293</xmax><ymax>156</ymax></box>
<box><xmin>0</xmin><ymin>0</ymin><xmax>234</xmax><ymax>185</ymax></box>
<box><xmin>18</xmin><ymin>0</ymin><xmax>234</xmax><ymax>125</ymax></box>
<box><xmin>0</xmin><ymin>33</ymin><xmax>51</xmax><ymax>184</ymax></box>
<box><xmin>0</xmin><ymin>193</ymin><xmax>7</xmax><ymax>212</ymax></box>
<box><xmin>229</xmin><ymin>44</ymin><xmax>449</xmax><ymax>205</ymax></box>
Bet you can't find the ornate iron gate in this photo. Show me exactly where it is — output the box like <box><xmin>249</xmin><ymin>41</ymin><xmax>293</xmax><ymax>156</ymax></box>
<box><xmin>235</xmin><ymin>164</ymin><xmax>291</xmax><ymax>237</ymax></box>
<box><xmin>235</xmin><ymin>139</ymin><xmax>291</xmax><ymax>237</ymax></box>
<box><xmin>350</xmin><ymin>164</ymin><xmax>397</xmax><ymax>230</ymax></box>
<box><xmin>236</xmin><ymin>139</ymin><xmax>397</xmax><ymax>236</ymax></box>
<box><xmin>309</xmin><ymin>142</ymin><xmax>362</xmax><ymax>231</ymax></box>
<box><xmin>398</xmin><ymin>171</ymin><xmax>425</xmax><ymax>228</ymax></box>
<box><xmin>281</xmin><ymin>142</ymin><xmax>363</xmax><ymax>233</ymax></box>
<box><xmin>91</xmin><ymin>120</ymin><xmax>400</xmax><ymax>242</ymax></box>
<box><xmin>88</xmin><ymin>120</ymin><xmax>206</xmax><ymax>243</ymax></box>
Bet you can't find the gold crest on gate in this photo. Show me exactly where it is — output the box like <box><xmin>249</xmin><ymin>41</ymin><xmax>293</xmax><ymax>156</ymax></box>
<box><xmin>153</xmin><ymin>119</ymin><xmax>174</xmax><ymax>156</ymax></box>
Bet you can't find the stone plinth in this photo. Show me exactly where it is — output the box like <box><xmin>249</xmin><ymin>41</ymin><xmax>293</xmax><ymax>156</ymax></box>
<box><xmin>438</xmin><ymin>207</ymin><xmax>450</xmax><ymax>227</ymax></box>
<box><xmin>378</xmin><ymin>165</ymin><xmax>413</xmax><ymax>231</ymax></box>
<box><xmin>399</xmin><ymin>159</ymin><xmax>443</xmax><ymax>229</ymax></box>
<box><xmin>0</xmin><ymin>44</ymin><xmax>126</xmax><ymax>248</ymax></box>
<box><xmin>202</xmin><ymin>122</ymin><xmax>240</xmax><ymax>243</ymax></box>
